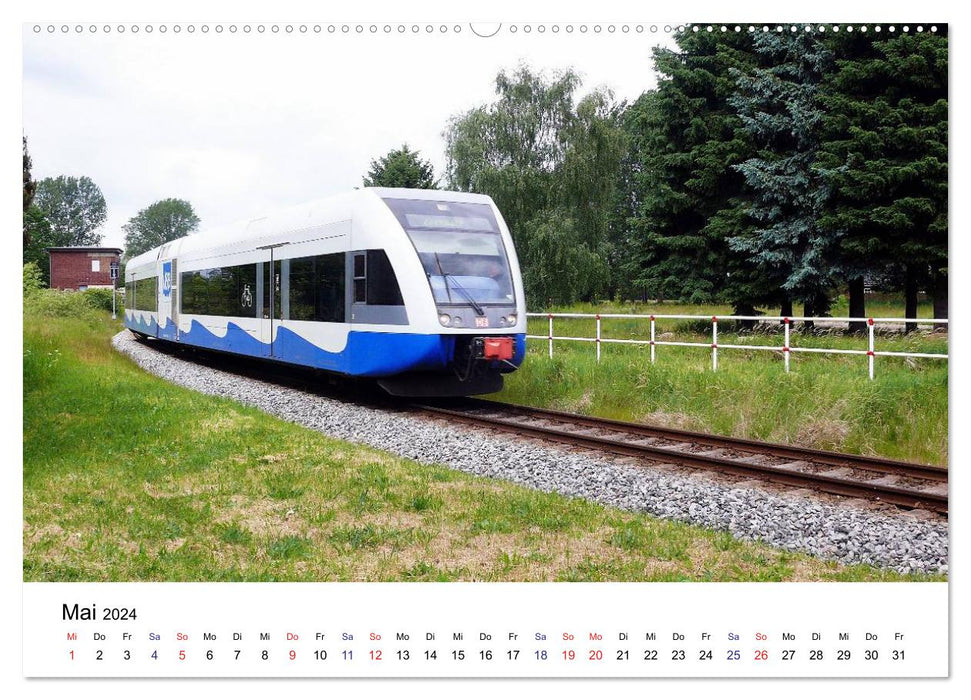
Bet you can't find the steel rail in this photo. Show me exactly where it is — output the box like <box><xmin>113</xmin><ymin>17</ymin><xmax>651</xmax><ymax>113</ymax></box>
<box><xmin>415</xmin><ymin>402</ymin><xmax>948</xmax><ymax>514</ymax></box>
<box><xmin>459</xmin><ymin>399</ymin><xmax>948</xmax><ymax>482</ymax></box>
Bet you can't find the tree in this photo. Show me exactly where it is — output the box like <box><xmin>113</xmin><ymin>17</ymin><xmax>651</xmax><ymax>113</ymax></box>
<box><xmin>22</xmin><ymin>207</ymin><xmax>55</xmax><ymax>282</ymax></box>
<box><xmin>624</xmin><ymin>29</ymin><xmax>771</xmax><ymax>315</ymax></box>
<box><xmin>608</xmin><ymin>92</ymin><xmax>656</xmax><ymax>300</ymax></box>
<box><xmin>445</xmin><ymin>64</ymin><xmax>626</xmax><ymax>304</ymax></box>
<box><xmin>123</xmin><ymin>198</ymin><xmax>201</xmax><ymax>258</ymax></box>
<box><xmin>561</xmin><ymin>90</ymin><xmax>629</xmax><ymax>256</ymax></box>
<box><xmin>34</xmin><ymin>175</ymin><xmax>107</xmax><ymax>247</ymax></box>
<box><xmin>518</xmin><ymin>210</ymin><xmax>609</xmax><ymax>304</ymax></box>
<box><xmin>23</xmin><ymin>137</ymin><xmax>37</xmax><ymax>245</ymax></box>
<box><xmin>446</xmin><ymin>65</ymin><xmax>579</xmax><ymax>246</ymax></box>
<box><xmin>818</xmin><ymin>29</ymin><xmax>948</xmax><ymax>330</ymax></box>
<box><xmin>729</xmin><ymin>31</ymin><xmax>838</xmax><ymax>329</ymax></box>
<box><xmin>363</xmin><ymin>144</ymin><xmax>438</xmax><ymax>189</ymax></box>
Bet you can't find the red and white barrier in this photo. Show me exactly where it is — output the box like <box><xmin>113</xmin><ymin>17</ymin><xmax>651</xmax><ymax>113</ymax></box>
<box><xmin>528</xmin><ymin>313</ymin><xmax>948</xmax><ymax>380</ymax></box>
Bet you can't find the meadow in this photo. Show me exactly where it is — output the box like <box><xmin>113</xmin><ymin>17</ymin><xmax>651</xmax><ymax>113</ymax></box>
<box><xmin>492</xmin><ymin>298</ymin><xmax>948</xmax><ymax>466</ymax></box>
<box><xmin>22</xmin><ymin>292</ymin><xmax>941</xmax><ymax>582</ymax></box>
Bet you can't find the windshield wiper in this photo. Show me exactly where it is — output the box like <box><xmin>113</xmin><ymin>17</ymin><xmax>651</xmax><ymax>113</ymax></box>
<box><xmin>434</xmin><ymin>252</ymin><xmax>485</xmax><ymax>316</ymax></box>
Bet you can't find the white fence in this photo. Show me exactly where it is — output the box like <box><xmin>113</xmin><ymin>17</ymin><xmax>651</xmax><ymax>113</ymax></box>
<box><xmin>526</xmin><ymin>313</ymin><xmax>949</xmax><ymax>380</ymax></box>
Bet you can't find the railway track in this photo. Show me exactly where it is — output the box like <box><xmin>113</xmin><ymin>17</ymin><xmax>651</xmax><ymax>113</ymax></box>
<box><xmin>414</xmin><ymin>399</ymin><xmax>948</xmax><ymax>515</ymax></box>
<box><xmin>136</xmin><ymin>337</ymin><xmax>948</xmax><ymax>515</ymax></box>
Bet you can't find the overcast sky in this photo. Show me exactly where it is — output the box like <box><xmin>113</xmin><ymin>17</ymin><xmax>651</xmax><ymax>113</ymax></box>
<box><xmin>23</xmin><ymin>24</ymin><xmax>677</xmax><ymax>249</ymax></box>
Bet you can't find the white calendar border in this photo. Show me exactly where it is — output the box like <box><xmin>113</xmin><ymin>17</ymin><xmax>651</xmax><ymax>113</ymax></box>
<box><xmin>7</xmin><ymin>0</ymin><xmax>964</xmax><ymax>695</ymax></box>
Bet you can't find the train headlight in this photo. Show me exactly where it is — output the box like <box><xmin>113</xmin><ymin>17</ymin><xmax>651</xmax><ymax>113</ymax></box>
<box><xmin>452</xmin><ymin>316</ymin><xmax>464</xmax><ymax>327</ymax></box>
<box><xmin>506</xmin><ymin>314</ymin><xmax>517</xmax><ymax>326</ymax></box>
<box><xmin>439</xmin><ymin>313</ymin><xmax>451</xmax><ymax>326</ymax></box>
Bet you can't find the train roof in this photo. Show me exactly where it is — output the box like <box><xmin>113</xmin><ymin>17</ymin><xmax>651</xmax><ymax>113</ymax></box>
<box><xmin>125</xmin><ymin>187</ymin><xmax>496</xmax><ymax>270</ymax></box>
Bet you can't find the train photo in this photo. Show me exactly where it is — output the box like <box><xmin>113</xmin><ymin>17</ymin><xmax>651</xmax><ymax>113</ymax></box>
<box><xmin>124</xmin><ymin>188</ymin><xmax>527</xmax><ymax>396</ymax></box>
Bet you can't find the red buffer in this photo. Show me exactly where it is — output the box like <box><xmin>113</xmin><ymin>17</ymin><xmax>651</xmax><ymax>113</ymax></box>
<box><xmin>481</xmin><ymin>337</ymin><xmax>515</xmax><ymax>361</ymax></box>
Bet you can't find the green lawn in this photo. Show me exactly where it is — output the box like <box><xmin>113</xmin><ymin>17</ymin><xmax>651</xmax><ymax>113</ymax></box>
<box><xmin>22</xmin><ymin>298</ymin><xmax>941</xmax><ymax>582</ymax></box>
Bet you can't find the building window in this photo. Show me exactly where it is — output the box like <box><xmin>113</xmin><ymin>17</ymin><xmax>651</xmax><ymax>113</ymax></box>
<box><xmin>92</xmin><ymin>259</ymin><xmax>100</xmax><ymax>272</ymax></box>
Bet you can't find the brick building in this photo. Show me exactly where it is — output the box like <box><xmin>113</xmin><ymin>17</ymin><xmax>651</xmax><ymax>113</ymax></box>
<box><xmin>47</xmin><ymin>247</ymin><xmax>123</xmax><ymax>291</ymax></box>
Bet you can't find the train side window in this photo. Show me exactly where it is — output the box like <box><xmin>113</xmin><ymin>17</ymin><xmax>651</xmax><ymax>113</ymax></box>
<box><xmin>259</xmin><ymin>262</ymin><xmax>281</xmax><ymax>319</ymax></box>
<box><xmin>317</xmin><ymin>253</ymin><xmax>345</xmax><ymax>322</ymax></box>
<box><xmin>289</xmin><ymin>257</ymin><xmax>316</xmax><ymax>321</ymax></box>
<box><xmin>211</xmin><ymin>268</ymin><xmax>233</xmax><ymax>316</ymax></box>
<box><xmin>180</xmin><ymin>271</ymin><xmax>204</xmax><ymax>314</ymax></box>
<box><xmin>353</xmin><ymin>253</ymin><xmax>366</xmax><ymax>303</ymax></box>
<box><xmin>236</xmin><ymin>264</ymin><xmax>259</xmax><ymax>317</ymax></box>
<box><xmin>366</xmin><ymin>249</ymin><xmax>404</xmax><ymax>306</ymax></box>
<box><xmin>134</xmin><ymin>276</ymin><xmax>158</xmax><ymax>313</ymax></box>
<box><xmin>149</xmin><ymin>276</ymin><xmax>157</xmax><ymax>311</ymax></box>
<box><xmin>178</xmin><ymin>265</ymin><xmax>257</xmax><ymax>317</ymax></box>
<box><xmin>288</xmin><ymin>253</ymin><xmax>345</xmax><ymax>323</ymax></box>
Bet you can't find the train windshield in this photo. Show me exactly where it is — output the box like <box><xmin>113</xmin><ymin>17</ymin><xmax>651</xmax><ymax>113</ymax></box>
<box><xmin>382</xmin><ymin>198</ymin><xmax>515</xmax><ymax>306</ymax></box>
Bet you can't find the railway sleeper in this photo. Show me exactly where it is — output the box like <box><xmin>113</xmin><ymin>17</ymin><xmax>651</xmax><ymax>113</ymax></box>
<box><xmin>864</xmin><ymin>475</ymin><xmax>903</xmax><ymax>487</ymax></box>
<box><xmin>773</xmin><ymin>460</ymin><xmax>812</xmax><ymax>472</ymax></box>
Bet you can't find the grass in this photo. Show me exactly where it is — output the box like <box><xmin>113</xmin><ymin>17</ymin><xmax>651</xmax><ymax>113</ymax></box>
<box><xmin>494</xmin><ymin>301</ymin><xmax>948</xmax><ymax>466</ymax></box>
<box><xmin>23</xmin><ymin>297</ymin><xmax>943</xmax><ymax>582</ymax></box>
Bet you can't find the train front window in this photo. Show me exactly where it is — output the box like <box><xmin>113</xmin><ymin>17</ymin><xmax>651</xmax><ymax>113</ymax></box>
<box><xmin>382</xmin><ymin>197</ymin><xmax>515</xmax><ymax>306</ymax></box>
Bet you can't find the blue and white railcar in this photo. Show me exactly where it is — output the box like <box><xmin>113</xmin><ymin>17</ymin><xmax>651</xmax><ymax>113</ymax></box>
<box><xmin>124</xmin><ymin>188</ymin><xmax>527</xmax><ymax>395</ymax></box>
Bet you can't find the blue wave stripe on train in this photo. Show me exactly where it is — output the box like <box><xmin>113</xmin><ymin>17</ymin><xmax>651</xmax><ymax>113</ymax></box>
<box><xmin>126</xmin><ymin>313</ymin><xmax>159</xmax><ymax>337</ymax></box>
<box><xmin>132</xmin><ymin>317</ymin><xmax>526</xmax><ymax>378</ymax></box>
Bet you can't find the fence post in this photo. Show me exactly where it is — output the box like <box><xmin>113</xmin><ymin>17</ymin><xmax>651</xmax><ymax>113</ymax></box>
<box><xmin>650</xmin><ymin>315</ymin><xmax>656</xmax><ymax>363</ymax></box>
<box><xmin>712</xmin><ymin>316</ymin><xmax>718</xmax><ymax>371</ymax></box>
<box><xmin>868</xmin><ymin>318</ymin><xmax>875</xmax><ymax>380</ymax></box>
<box><xmin>548</xmin><ymin>313</ymin><xmax>554</xmax><ymax>360</ymax></box>
<box><xmin>596</xmin><ymin>314</ymin><xmax>601</xmax><ymax>363</ymax></box>
<box><xmin>783</xmin><ymin>317</ymin><xmax>790</xmax><ymax>373</ymax></box>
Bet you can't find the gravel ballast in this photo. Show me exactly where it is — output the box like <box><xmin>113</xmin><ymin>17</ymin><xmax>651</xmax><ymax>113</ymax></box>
<box><xmin>112</xmin><ymin>330</ymin><xmax>948</xmax><ymax>575</ymax></box>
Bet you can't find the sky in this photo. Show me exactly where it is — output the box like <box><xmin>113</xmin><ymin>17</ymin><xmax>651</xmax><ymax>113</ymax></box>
<box><xmin>23</xmin><ymin>23</ymin><xmax>678</xmax><ymax>249</ymax></box>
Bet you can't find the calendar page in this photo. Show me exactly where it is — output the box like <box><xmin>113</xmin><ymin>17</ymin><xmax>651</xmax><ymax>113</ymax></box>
<box><xmin>17</xmin><ymin>0</ymin><xmax>958</xmax><ymax>693</ymax></box>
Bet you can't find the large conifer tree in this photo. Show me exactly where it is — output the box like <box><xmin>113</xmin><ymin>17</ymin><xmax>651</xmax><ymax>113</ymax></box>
<box><xmin>818</xmin><ymin>28</ymin><xmax>948</xmax><ymax>329</ymax></box>
<box><xmin>626</xmin><ymin>28</ymin><xmax>770</xmax><ymax>313</ymax></box>
<box><xmin>729</xmin><ymin>30</ymin><xmax>836</xmax><ymax>327</ymax></box>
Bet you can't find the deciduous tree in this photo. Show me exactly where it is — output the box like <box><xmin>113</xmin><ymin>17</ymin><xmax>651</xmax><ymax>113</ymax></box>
<box><xmin>445</xmin><ymin>64</ymin><xmax>625</xmax><ymax>303</ymax></box>
<box><xmin>123</xmin><ymin>198</ymin><xmax>200</xmax><ymax>258</ymax></box>
<box><xmin>34</xmin><ymin>175</ymin><xmax>107</xmax><ymax>247</ymax></box>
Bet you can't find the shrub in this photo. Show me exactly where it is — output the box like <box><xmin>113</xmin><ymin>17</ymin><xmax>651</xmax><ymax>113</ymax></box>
<box><xmin>82</xmin><ymin>287</ymin><xmax>119</xmax><ymax>312</ymax></box>
<box><xmin>23</xmin><ymin>262</ymin><xmax>45</xmax><ymax>296</ymax></box>
<box><xmin>23</xmin><ymin>288</ymin><xmax>100</xmax><ymax>324</ymax></box>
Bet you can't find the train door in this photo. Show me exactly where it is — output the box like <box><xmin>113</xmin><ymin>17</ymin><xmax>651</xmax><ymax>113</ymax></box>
<box><xmin>259</xmin><ymin>253</ymin><xmax>282</xmax><ymax>357</ymax></box>
<box><xmin>158</xmin><ymin>258</ymin><xmax>174</xmax><ymax>340</ymax></box>
<box><xmin>170</xmin><ymin>259</ymin><xmax>179</xmax><ymax>340</ymax></box>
